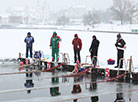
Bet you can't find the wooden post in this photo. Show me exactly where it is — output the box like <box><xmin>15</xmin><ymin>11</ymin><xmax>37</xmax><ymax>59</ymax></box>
<box><xmin>19</xmin><ymin>52</ymin><xmax>21</xmax><ymax>59</ymax></box>
<box><xmin>129</xmin><ymin>56</ymin><xmax>132</xmax><ymax>73</ymax></box>
<box><xmin>63</xmin><ymin>53</ymin><xmax>66</xmax><ymax>63</ymax></box>
<box><xmin>63</xmin><ymin>53</ymin><xmax>68</xmax><ymax>64</ymax></box>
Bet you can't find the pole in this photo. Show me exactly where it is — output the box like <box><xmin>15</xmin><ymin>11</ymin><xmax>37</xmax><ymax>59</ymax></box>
<box><xmin>129</xmin><ymin>56</ymin><xmax>132</xmax><ymax>73</ymax></box>
<box><xmin>19</xmin><ymin>52</ymin><xmax>21</xmax><ymax>59</ymax></box>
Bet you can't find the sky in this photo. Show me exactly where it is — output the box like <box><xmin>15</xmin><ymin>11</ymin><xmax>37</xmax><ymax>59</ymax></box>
<box><xmin>0</xmin><ymin>0</ymin><xmax>113</xmax><ymax>12</ymax></box>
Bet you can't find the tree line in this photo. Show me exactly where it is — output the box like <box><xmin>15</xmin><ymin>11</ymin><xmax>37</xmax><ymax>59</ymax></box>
<box><xmin>57</xmin><ymin>0</ymin><xmax>138</xmax><ymax>26</ymax></box>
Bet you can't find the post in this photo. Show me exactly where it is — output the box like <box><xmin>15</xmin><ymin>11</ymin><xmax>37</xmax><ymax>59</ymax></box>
<box><xmin>63</xmin><ymin>53</ymin><xmax>66</xmax><ymax>63</ymax></box>
<box><xmin>129</xmin><ymin>56</ymin><xmax>132</xmax><ymax>73</ymax></box>
<box><xmin>19</xmin><ymin>52</ymin><xmax>21</xmax><ymax>59</ymax></box>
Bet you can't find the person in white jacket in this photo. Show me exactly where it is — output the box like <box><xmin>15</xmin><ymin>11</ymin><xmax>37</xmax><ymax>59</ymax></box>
<box><xmin>115</xmin><ymin>33</ymin><xmax>126</xmax><ymax>68</ymax></box>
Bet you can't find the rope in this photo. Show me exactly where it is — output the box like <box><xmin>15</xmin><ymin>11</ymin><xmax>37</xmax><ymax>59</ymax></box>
<box><xmin>0</xmin><ymin>72</ymin><xmax>126</xmax><ymax>94</ymax></box>
<box><xmin>19</xmin><ymin>60</ymin><xmax>39</xmax><ymax>68</ymax></box>
<box><xmin>43</xmin><ymin>63</ymin><xmax>64</xmax><ymax>72</ymax></box>
<box><xmin>61</xmin><ymin>69</ymin><xmax>90</xmax><ymax>77</ymax></box>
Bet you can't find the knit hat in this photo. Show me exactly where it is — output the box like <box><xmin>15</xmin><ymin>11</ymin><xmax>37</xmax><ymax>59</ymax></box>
<box><xmin>117</xmin><ymin>33</ymin><xmax>121</xmax><ymax>38</ymax></box>
<box><xmin>27</xmin><ymin>32</ymin><xmax>31</xmax><ymax>35</ymax></box>
<box><xmin>92</xmin><ymin>35</ymin><xmax>96</xmax><ymax>39</ymax></box>
<box><xmin>74</xmin><ymin>34</ymin><xmax>78</xmax><ymax>38</ymax></box>
<box><xmin>53</xmin><ymin>32</ymin><xmax>57</xmax><ymax>35</ymax></box>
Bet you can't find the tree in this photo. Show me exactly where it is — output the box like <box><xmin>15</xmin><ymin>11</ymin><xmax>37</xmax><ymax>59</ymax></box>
<box><xmin>110</xmin><ymin>0</ymin><xmax>129</xmax><ymax>24</ymax></box>
<box><xmin>83</xmin><ymin>10</ymin><xmax>101</xmax><ymax>26</ymax></box>
<box><xmin>110</xmin><ymin>0</ymin><xmax>137</xmax><ymax>24</ymax></box>
<box><xmin>56</xmin><ymin>16</ymin><xmax>70</xmax><ymax>26</ymax></box>
<box><xmin>126</xmin><ymin>0</ymin><xmax>137</xmax><ymax>24</ymax></box>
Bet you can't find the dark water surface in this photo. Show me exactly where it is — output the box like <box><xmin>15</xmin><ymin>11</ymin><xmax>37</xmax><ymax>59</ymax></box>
<box><xmin>0</xmin><ymin>63</ymin><xmax>138</xmax><ymax>102</ymax></box>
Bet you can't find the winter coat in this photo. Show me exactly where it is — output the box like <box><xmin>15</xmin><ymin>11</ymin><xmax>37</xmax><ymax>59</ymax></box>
<box><xmin>115</xmin><ymin>38</ymin><xmax>126</xmax><ymax>51</ymax></box>
<box><xmin>89</xmin><ymin>38</ymin><xmax>100</xmax><ymax>54</ymax></box>
<box><xmin>72</xmin><ymin>35</ymin><xmax>82</xmax><ymax>50</ymax></box>
<box><xmin>24</xmin><ymin>36</ymin><xmax>34</xmax><ymax>47</ymax></box>
<box><xmin>50</xmin><ymin>36</ymin><xmax>61</xmax><ymax>49</ymax></box>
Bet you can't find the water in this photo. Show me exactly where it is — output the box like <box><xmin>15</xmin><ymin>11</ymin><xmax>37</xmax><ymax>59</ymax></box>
<box><xmin>0</xmin><ymin>62</ymin><xmax>138</xmax><ymax>102</ymax></box>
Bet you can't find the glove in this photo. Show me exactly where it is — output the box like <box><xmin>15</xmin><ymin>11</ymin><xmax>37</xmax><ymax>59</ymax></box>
<box><xmin>49</xmin><ymin>45</ymin><xmax>52</xmax><ymax>49</ymax></box>
<box><xmin>115</xmin><ymin>43</ymin><xmax>117</xmax><ymax>47</ymax></box>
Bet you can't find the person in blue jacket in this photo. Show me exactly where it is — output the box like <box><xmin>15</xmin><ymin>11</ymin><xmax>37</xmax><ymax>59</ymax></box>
<box><xmin>24</xmin><ymin>32</ymin><xmax>34</xmax><ymax>58</ymax></box>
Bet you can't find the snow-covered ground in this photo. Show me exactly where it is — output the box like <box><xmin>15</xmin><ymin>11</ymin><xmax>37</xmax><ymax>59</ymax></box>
<box><xmin>0</xmin><ymin>24</ymin><xmax>138</xmax><ymax>68</ymax></box>
<box><xmin>1</xmin><ymin>24</ymin><xmax>138</xmax><ymax>102</ymax></box>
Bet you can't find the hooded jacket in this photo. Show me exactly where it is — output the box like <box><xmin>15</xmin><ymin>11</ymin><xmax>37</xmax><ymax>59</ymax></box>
<box><xmin>24</xmin><ymin>36</ymin><xmax>34</xmax><ymax>47</ymax></box>
<box><xmin>89</xmin><ymin>36</ymin><xmax>100</xmax><ymax>53</ymax></box>
<box><xmin>72</xmin><ymin>34</ymin><xmax>82</xmax><ymax>50</ymax></box>
<box><xmin>50</xmin><ymin>35</ymin><xmax>61</xmax><ymax>49</ymax></box>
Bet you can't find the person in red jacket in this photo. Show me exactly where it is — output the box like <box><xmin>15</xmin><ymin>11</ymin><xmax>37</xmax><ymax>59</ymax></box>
<box><xmin>72</xmin><ymin>34</ymin><xmax>82</xmax><ymax>63</ymax></box>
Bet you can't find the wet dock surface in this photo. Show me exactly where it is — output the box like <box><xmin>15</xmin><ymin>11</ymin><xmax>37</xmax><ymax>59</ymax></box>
<box><xmin>0</xmin><ymin>63</ymin><xmax>138</xmax><ymax>102</ymax></box>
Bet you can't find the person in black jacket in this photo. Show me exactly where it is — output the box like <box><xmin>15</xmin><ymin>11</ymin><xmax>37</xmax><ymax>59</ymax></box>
<box><xmin>89</xmin><ymin>35</ymin><xmax>100</xmax><ymax>67</ymax></box>
<box><xmin>115</xmin><ymin>33</ymin><xmax>126</xmax><ymax>68</ymax></box>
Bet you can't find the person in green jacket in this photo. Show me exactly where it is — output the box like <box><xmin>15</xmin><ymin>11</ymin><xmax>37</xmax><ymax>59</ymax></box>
<box><xmin>50</xmin><ymin>32</ymin><xmax>61</xmax><ymax>62</ymax></box>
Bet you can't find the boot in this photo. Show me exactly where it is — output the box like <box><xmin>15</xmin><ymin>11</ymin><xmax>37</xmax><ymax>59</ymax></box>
<box><xmin>52</xmin><ymin>58</ymin><xmax>54</xmax><ymax>62</ymax></box>
<box><xmin>57</xmin><ymin>58</ymin><xmax>59</xmax><ymax>62</ymax></box>
<box><xmin>114</xmin><ymin>66</ymin><xmax>118</xmax><ymax>68</ymax></box>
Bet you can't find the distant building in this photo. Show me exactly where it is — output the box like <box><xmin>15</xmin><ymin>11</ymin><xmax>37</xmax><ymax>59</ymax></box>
<box><xmin>56</xmin><ymin>6</ymin><xmax>88</xmax><ymax>25</ymax></box>
<box><xmin>65</xmin><ymin>6</ymin><xmax>88</xmax><ymax>19</ymax></box>
<box><xmin>8</xmin><ymin>16</ymin><xmax>22</xmax><ymax>24</ymax></box>
<box><xmin>33</xmin><ymin>0</ymin><xmax>49</xmax><ymax>25</ymax></box>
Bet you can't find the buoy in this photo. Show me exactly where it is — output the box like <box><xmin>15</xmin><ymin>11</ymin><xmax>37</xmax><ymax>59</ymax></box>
<box><xmin>19</xmin><ymin>68</ymin><xmax>23</xmax><ymax>71</ymax></box>
<box><xmin>26</xmin><ymin>59</ymin><xmax>29</xmax><ymax>65</ymax></box>
<box><xmin>48</xmin><ymin>62</ymin><xmax>51</xmax><ymax>69</ymax></box>
<box><xmin>105</xmin><ymin>68</ymin><xmax>110</xmax><ymax>77</ymax></box>
<box><xmin>20</xmin><ymin>61</ymin><xmax>24</xmax><ymax>66</ymax></box>
<box><xmin>19</xmin><ymin>61</ymin><xmax>24</xmax><ymax>71</ymax></box>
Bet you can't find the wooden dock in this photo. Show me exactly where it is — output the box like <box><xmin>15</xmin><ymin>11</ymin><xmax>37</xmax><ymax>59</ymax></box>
<box><xmin>18</xmin><ymin>57</ymin><xmax>138</xmax><ymax>84</ymax></box>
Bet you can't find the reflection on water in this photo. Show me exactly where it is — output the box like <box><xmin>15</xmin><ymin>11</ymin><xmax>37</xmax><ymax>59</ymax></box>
<box><xmin>114</xmin><ymin>93</ymin><xmax>125</xmax><ymax>102</ymax></box>
<box><xmin>24</xmin><ymin>68</ymin><xmax>34</xmax><ymax>94</ymax></box>
<box><xmin>1</xmin><ymin>63</ymin><xmax>138</xmax><ymax>102</ymax></box>
<box><xmin>50</xmin><ymin>72</ymin><xmax>61</xmax><ymax>96</ymax></box>
<box><xmin>91</xmin><ymin>96</ymin><xmax>99</xmax><ymax>102</ymax></box>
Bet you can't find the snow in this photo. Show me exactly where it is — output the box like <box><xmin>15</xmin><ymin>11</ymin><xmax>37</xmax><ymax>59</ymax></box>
<box><xmin>0</xmin><ymin>24</ymin><xmax>138</xmax><ymax>68</ymax></box>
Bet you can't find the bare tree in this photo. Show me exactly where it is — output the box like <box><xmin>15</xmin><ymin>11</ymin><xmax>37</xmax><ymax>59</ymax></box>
<box><xmin>56</xmin><ymin>16</ymin><xmax>70</xmax><ymax>26</ymax></box>
<box><xmin>110</xmin><ymin>0</ymin><xmax>137</xmax><ymax>24</ymax></box>
<box><xmin>126</xmin><ymin>0</ymin><xmax>138</xmax><ymax>24</ymax></box>
<box><xmin>110</xmin><ymin>0</ymin><xmax>129</xmax><ymax>24</ymax></box>
<box><xmin>83</xmin><ymin>10</ymin><xmax>101</xmax><ymax>26</ymax></box>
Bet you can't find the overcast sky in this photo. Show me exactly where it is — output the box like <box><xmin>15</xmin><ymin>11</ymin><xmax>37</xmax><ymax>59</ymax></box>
<box><xmin>0</xmin><ymin>0</ymin><xmax>113</xmax><ymax>11</ymax></box>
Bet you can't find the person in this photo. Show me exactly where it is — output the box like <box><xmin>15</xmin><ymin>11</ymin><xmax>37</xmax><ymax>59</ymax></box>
<box><xmin>34</xmin><ymin>51</ymin><xmax>42</xmax><ymax>59</ymax></box>
<box><xmin>89</xmin><ymin>35</ymin><xmax>100</xmax><ymax>67</ymax></box>
<box><xmin>72</xmin><ymin>60</ymin><xmax>86</xmax><ymax>73</ymax></box>
<box><xmin>72</xmin><ymin>34</ymin><xmax>82</xmax><ymax>63</ymax></box>
<box><xmin>50</xmin><ymin>32</ymin><xmax>61</xmax><ymax>62</ymax></box>
<box><xmin>24</xmin><ymin>32</ymin><xmax>34</xmax><ymax>58</ymax></box>
<box><xmin>115</xmin><ymin>33</ymin><xmax>126</xmax><ymax>68</ymax></box>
